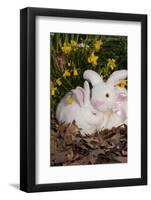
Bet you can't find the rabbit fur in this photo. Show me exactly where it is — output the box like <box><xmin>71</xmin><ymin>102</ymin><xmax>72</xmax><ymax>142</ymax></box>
<box><xmin>83</xmin><ymin>69</ymin><xmax>128</xmax><ymax>130</ymax></box>
<box><xmin>56</xmin><ymin>81</ymin><xmax>104</xmax><ymax>135</ymax></box>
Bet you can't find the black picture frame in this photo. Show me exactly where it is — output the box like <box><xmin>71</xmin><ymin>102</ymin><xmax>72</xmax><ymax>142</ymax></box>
<box><xmin>20</xmin><ymin>7</ymin><xmax>147</xmax><ymax>192</ymax></box>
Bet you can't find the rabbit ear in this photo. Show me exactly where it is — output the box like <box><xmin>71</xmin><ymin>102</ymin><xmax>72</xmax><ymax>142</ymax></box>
<box><xmin>83</xmin><ymin>70</ymin><xmax>103</xmax><ymax>86</ymax></box>
<box><xmin>83</xmin><ymin>81</ymin><xmax>90</xmax><ymax>104</ymax></box>
<box><xmin>107</xmin><ymin>70</ymin><xmax>127</xmax><ymax>85</ymax></box>
<box><xmin>72</xmin><ymin>87</ymin><xmax>85</xmax><ymax>106</ymax></box>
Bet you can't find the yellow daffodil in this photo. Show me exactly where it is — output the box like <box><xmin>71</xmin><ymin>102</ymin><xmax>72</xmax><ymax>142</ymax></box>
<box><xmin>56</xmin><ymin>78</ymin><xmax>62</xmax><ymax>86</ymax></box>
<box><xmin>94</xmin><ymin>40</ymin><xmax>103</xmax><ymax>50</ymax></box>
<box><xmin>120</xmin><ymin>80</ymin><xmax>127</xmax><ymax>88</ymax></box>
<box><xmin>68</xmin><ymin>62</ymin><xmax>71</xmax><ymax>67</ymax></box>
<box><xmin>88</xmin><ymin>53</ymin><xmax>98</xmax><ymax>66</ymax></box>
<box><xmin>115</xmin><ymin>79</ymin><xmax>127</xmax><ymax>88</ymax></box>
<box><xmin>51</xmin><ymin>83</ymin><xmax>57</xmax><ymax>96</ymax></box>
<box><xmin>67</xmin><ymin>95</ymin><xmax>74</xmax><ymax>104</ymax></box>
<box><xmin>61</xmin><ymin>42</ymin><xmax>71</xmax><ymax>54</ymax></box>
<box><xmin>107</xmin><ymin>58</ymin><xmax>117</xmax><ymax>70</ymax></box>
<box><xmin>63</xmin><ymin>70</ymin><xmax>71</xmax><ymax>78</ymax></box>
<box><xmin>73</xmin><ymin>67</ymin><xmax>78</xmax><ymax>76</ymax></box>
<box><xmin>71</xmin><ymin>40</ymin><xmax>77</xmax><ymax>48</ymax></box>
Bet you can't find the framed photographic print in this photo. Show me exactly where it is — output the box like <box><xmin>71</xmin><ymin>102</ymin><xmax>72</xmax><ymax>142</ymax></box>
<box><xmin>20</xmin><ymin>7</ymin><xmax>147</xmax><ymax>192</ymax></box>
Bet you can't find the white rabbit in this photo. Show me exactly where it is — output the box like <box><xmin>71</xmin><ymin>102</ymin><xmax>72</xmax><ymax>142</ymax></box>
<box><xmin>83</xmin><ymin>69</ymin><xmax>127</xmax><ymax>130</ymax></box>
<box><xmin>107</xmin><ymin>87</ymin><xmax>127</xmax><ymax>129</ymax></box>
<box><xmin>56</xmin><ymin>81</ymin><xmax>104</xmax><ymax>135</ymax></box>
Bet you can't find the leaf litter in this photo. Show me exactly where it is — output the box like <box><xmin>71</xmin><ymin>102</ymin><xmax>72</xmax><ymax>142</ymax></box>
<box><xmin>51</xmin><ymin>120</ymin><xmax>127</xmax><ymax>166</ymax></box>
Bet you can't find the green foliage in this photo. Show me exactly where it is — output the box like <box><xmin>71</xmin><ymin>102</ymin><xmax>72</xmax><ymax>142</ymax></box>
<box><xmin>50</xmin><ymin>33</ymin><xmax>127</xmax><ymax>114</ymax></box>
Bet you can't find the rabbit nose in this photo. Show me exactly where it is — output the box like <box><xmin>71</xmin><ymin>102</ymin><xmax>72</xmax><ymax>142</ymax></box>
<box><xmin>94</xmin><ymin>100</ymin><xmax>105</xmax><ymax>108</ymax></box>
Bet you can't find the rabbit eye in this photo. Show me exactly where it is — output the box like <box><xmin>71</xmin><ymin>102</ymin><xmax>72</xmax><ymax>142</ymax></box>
<box><xmin>105</xmin><ymin>93</ymin><xmax>109</xmax><ymax>98</ymax></box>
